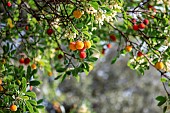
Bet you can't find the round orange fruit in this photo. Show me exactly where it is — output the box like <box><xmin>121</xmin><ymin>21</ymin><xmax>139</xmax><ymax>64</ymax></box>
<box><xmin>69</xmin><ymin>42</ymin><xmax>77</xmax><ymax>51</ymax></box>
<box><xmin>10</xmin><ymin>104</ymin><xmax>17</xmax><ymax>111</ymax></box>
<box><xmin>125</xmin><ymin>45</ymin><xmax>132</xmax><ymax>52</ymax></box>
<box><xmin>76</xmin><ymin>40</ymin><xmax>84</xmax><ymax>50</ymax></box>
<box><xmin>73</xmin><ymin>10</ymin><xmax>82</xmax><ymax>19</ymax></box>
<box><xmin>0</xmin><ymin>85</ymin><xmax>3</xmax><ymax>91</ymax></box>
<box><xmin>84</xmin><ymin>41</ymin><xmax>91</xmax><ymax>49</ymax></box>
<box><xmin>31</xmin><ymin>64</ymin><xmax>37</xmax><ymax>70</ymax></box>
<box><xmin>155</xmin><ymin>62</ymin><xmax>164</xmax><ymax>70</ymax></box>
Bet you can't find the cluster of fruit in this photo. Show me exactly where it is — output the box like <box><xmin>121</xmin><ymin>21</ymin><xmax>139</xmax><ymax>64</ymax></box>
<box><xmin>19</xmin><ymin>57</ymin><xmax>36</xmax><ymax>70</ymax></box>
<box><xmin>69</xmin><ymin>40</ymin><xmax>91</xmax><ymax>59</ymax></box>
<box><xmin>132</xmin><ymin>19</ymin><xmax>149</xmax><ymax>31</ymax></box>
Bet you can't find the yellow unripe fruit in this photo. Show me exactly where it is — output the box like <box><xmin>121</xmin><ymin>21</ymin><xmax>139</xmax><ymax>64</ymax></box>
<box><xmin>48</xmin><ymin>72</ymin><xmax>53</xmax><ymax>76</ymax></box>
<box><xmin>76</xmin><ymin>40</ymin><xmax>84</xmax><ymax>50</ymax></box>
<box><xmin>125</xmin><ymin>45</ymin><xmax>132</xmax><ymax>52</ymax></box>
<box><xmin>10</xmin><ymin>104</ymin><xmax>17</xmax><ymax>111</ymax></box>
<box><xmin>0</xmin><ymin>85</ymin><xmax>3</xmax><ymax>91</ymax></box>
<box><xmin>84</xmin><ymin>41</ymin><xmax>91</xmax><ymax>49</ymax></box>
<box><xmin>31</xmin><ymin>64</ymin><xmax>37</xmax><ymax>70</ymax></box>
<box><xmin>155</xmin><ymin>62</ymin><xmax>164</xmax><ymax>70</ymax></box>
<box><xmin>69</xmin><ymin>42</ymin><xmax>77</xmax><ymax>51</ymax></box>
<box><xmin>73</xmin><ymin>10</ymin><xmax>82</xmax><ymax>19</ymax></box>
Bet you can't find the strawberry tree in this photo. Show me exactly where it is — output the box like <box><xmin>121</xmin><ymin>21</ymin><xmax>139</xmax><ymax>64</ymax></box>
<box><xmin>0</xmin><ymin>0</ymin><xmax>170</xmax><ymax>112</ymax></box>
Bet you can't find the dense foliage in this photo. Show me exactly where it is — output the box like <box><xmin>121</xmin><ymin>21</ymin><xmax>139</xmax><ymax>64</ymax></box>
<box><xmin>0</xmin><ymin>0</ymin><xmax>170</xmax><ymax>112</ymax></box>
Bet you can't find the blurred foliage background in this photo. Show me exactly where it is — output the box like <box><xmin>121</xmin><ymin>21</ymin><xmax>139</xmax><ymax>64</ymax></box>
<box><xmin>38</xmin><ymin>47</ymin><xmax>164</xmax><ymax>113</ymax></box>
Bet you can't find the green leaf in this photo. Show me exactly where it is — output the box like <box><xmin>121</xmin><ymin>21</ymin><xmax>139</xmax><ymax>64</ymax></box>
<box><xmin>163</xmin><ymin>106</ymin><xmax>167</xmax><ymax>113</ymax></box>
<box><xmin>30</xmin><ymin>80</ymin><xmax>41</xmax><ymax>86</ymax></box>
<box><xmin>160</xmin><ymin>78</ymin><xmax>167</xmax><ymax>83</ymax></box>
<box><xmin>156</xmin><ymin>96</ymin><xmax>166</xmax><ymax>106</ymax></box>
<box><xmin>21</xmin><ymin>77</ymin><xmax>27</xmax><ymax>93</ymax></box>
<box><xmin>54</xmin><ymin>74</ymin><xmax>62</xmax><ymax>80</ymax></box>
<box><xmin>61</xmin><ymin>74</ymin><xmax>67</xmax><ymax>82</ymax></box>
<box><xmin>86</xmin><ymin>57</ymin><xmax>98</xmax><ymax>62</ymax></box>
<box><xmin>26</xmin><ymin>101</ymin><xmax>34</xmax><ymax>113</ymax></box>
<box><xmin>156</xmin><ymin>96</ymin><xmax>166</xmax><ymax>101</ymax></box>
<box><xmin>36</xmin><ymin>105</ymin><xmax>45</xmax><ymax>109</ymax></box>
<box><xmin>75</xmin><ymin>75</ymin><xmax>80</xmax><ymax>82</ymax></box>
<box><xmin>111</xmin><ymin>57</ymin><xmax>117</xmax><ymax>64</ymax></box>
<box><xmin>56</xmin><ymin>67</ymin><xmax>66</xmax><ymax>72</ymax></box>
<box><xmin>37</xmin><ymin>99</ymin><xmax>43</xmax><ymax>104</ymax></box>
<box><xmin>25</xmin><ymin>92</ymin><xmax>36</xmax><ymax>98</ymax></box>
<box><xmin>20</xmin><ymin>96</ymin><xmax>29</xmax><ymax>100</ymax></box>
<box><xmin>71</xmin><ymin>24</ymin><xmax>78</xmax><ymax>35</ymax></box>
<box><xmin>89</xmin><ymin>2</ymin><xmax>99</xmax><ymax>10</ymax></box>
<box><xmin>32</xmin><ymin>69</ymin><xmax>38</xmax><ymax>75</ymax></box>
<box><xmin>28</xmin><ymin>100</ymin><xmax>37</xmax><ymax>106</ymax></box>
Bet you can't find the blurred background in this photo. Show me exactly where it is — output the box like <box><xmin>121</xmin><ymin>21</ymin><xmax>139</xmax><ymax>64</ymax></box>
<box><xmin>35</xmin><ymin>46</ymin><xmax>164</xmax><ymax>113</ymax></box>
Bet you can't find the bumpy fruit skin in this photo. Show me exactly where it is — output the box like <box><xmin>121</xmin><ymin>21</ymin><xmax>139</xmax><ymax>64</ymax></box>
<box><xmin>107</xmin><ymin>44</ymin><xmax>112</xmax><ymax>48</ymax></box>
<box><xmin>76</xmin><ymin>40</ymin><xmax>84</xmax><ymax>50</ymax></box>
<box><xmin>137</xmin><ymin>51</ymin><xmax>143</xmax><ymax>57</ymax></box>
<box><xmin>24</xmin><ymin>58</ymin><xmax>30</xmax><ymax>65</ymax></box>
<box><xmin>155</xmin><ymin>62</ymin><xmax>164</xmax><ymax>70</ymax></box>
<box><xmin>138</xmin><ymin>23</ymin><xmax>145</xmax><ymax>29</ymax></box>
<box><xmin>125</xmin><ymin>45</ymin><xmax>132</xmax><ymax>52</ymax></box>
<box><xmin>79</xmin><ymin>51</ymin><xmax>86</xmax><ymax>59</ymax></box>
<box><xmin>47</xmin><ymin>28</ymin><xmax>54</xmax><ymax>36</ymax></box>
<box><xmin>143</xmin><ymin>19</ymin><xmax>149</xmax><ymax>25</ymax></box>
<box><xmin>10</xmin><ymin>104</ymin><xmax>17</xmax><ymax>111</ymax></box>
<box><xmin>133</xmin><ymin>24</ymin><xmax>139</xmax><ymax>31</ymax></box>
<box><xmin>0</xmin><ymin>85</ymin><xmax>3</xmax><ymax>91</ymax></box>
<box><xmin>19</xmin><ymin>58</ymin><xmax>25</xmax><ymax>64</ymax></box>
<box><xmin>69</xmin><ymin>42</ymin><xmax>77</xmax><ymax>51</ymax></box>
<box><xmin>48</xmin><ymin>72</ymin><xmax>53</xmax><ymax>76</ymax></box>
<box><xmin>84</xmin><ymin>41</ymin><xmax>91</xmax><ymax>49</ymax></box>
<box><xmin>110</xmin><ymin>34</ymin><xmax>116</xmax><ymax>42</ymax></box>
<box><xmin>31</xmin><ymin>64</ymin><xmax>36</xmax><ymax>70</ymax></box>
<box><xmin>73</xmin><ymin>10</ymin><xmax>82</xmax><ymax>19</ymax></box>
<box><xmin>7</xmin><ymin>1</ymin><xmax>12</xmax><ymax>7</ymax></box>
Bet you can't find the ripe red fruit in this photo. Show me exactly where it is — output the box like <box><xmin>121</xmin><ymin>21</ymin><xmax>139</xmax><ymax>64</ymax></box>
<box><xmin>30</xmin><ymin>86</ymin><xmax>33</xmax><ymax>91</ymax></box>
<box><xmin>47</xmin><ymin>28</ymin><xmax>54</xmax><ymax>36</ymax></box>
<box><xmin>107</xmin><ymin>43</ymin><xmax>112</xmax><ymax>48</ymax></box>
<box><xmin>131</xmin><ymin>18</ymin><xmax>136</xmax><ymax>23</ymax></box>
<box><xmin>148</xmin><ymin>5</ymin><xmax>153</xmax><ymax>9</ymax></box>
<box><xmin>143</xmin><ymin>19</ymin><xmax>149</xmax><ymax>25</ymax></box>
<box><xmin>78</xmin><ymin>46</ymin><xmax>86</xmax><ymax>52</ymax></box>
<box><xmin>19</xmin><ymin>58</ymin><xmax>25</xmax><ymax>64</ymax></box>
<box><xmin>110</xmin><ymin>35</ymin><xmax>116</xmax><ymax>42</ymax></box>
<box><xmin>138</xmin><ymin>23</ymin><xmax>145</xmax><ymax>29</ymax></box>
<box><xmin>24</xmin><ymin>58</ymin><xmax>30</xmax><ymax>65</ymax></box>
<box><xmin>79</xmin><ymin>51</ymin><xmax>86</xmax><ymax>59</ymax></box>
<box><xmin>7</xmin><ymin>1</ymin><xmax>12</xmax><ymax>7</ymax></box>
<box><xmin>137</xmin><ymin>51</ymin><xmax>143</xmax><ymax>57</ymax></box>
<box><xmin>58</xmin><ymin>54</ymin><xmax>63</xmax><ymax>59</ymax></box>
<box><xmin>25</xmin><ymin>26</ymin><xmax>29</xmax><ymax>30</ymax></box>
<box><xmin>133</xmin><ymin>24</ymin><xmax>139</xmax><ymax>31</ymax></box>
<box><xmin>102</xmin><ymin>48</ymin><xmax>105</xmax><ymax>55</ymax></box>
